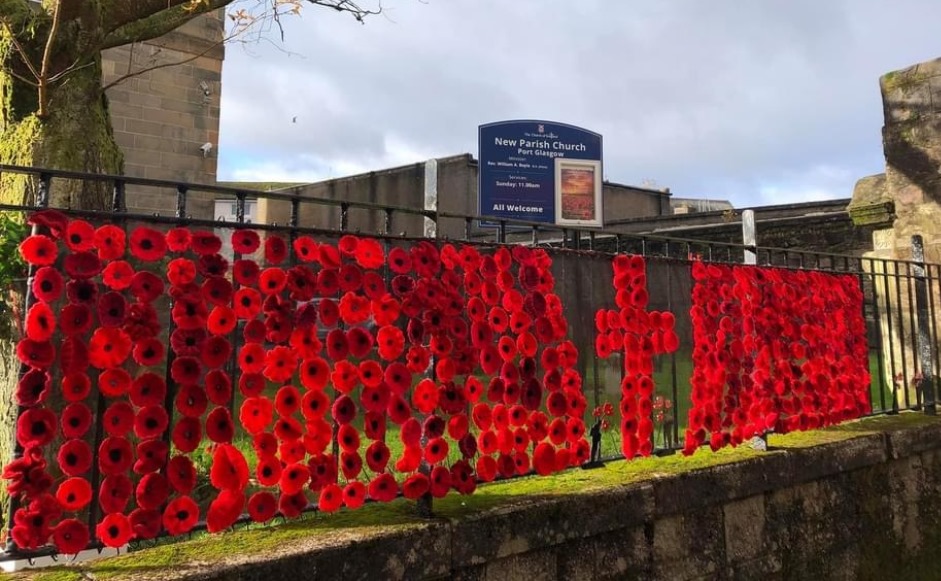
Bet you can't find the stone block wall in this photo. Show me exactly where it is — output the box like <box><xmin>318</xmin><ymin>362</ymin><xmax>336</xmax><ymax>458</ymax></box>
<box><xmin>848</xmin><ymin>56</ymin><xmax>941</xmax><ymax>407</ymax></box>
<box><xmin>101</xmin><ymin>13</ymin><xmax>225</xmax><ymax>219</ymax></box>
<box><xmin>881</xmin><ymin>57</ymin><xmax>941</xmax><ymax>265</ymax></box>
<box><xmin>132</xmin><ymin>419</ymin><xmax>941</xmax><ymax>581</ymax></box>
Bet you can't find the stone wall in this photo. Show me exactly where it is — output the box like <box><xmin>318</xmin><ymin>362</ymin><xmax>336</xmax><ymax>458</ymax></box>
<box><xmin>880</xmin><ymin>57</ymin><xmax>941</xmax><ymax>264</ymax></box>
<box><xmin>606</xmin><ymin>199</ymin><xmax>875</xmax><ymax>257</ymax></box>
<box><xmin>125</xmin><ymin>419</ymin><xmax>941</xmax><ymax>581</ymax></box>
<box><xmin>848</xmin><ymin>56</ymin><xmax>941</xmax><ymax>405</ymax></box>
<box><xmin>257</xmin><ymin>154</ymin><xmax>671</xmax><ymax>238</ymax></box>
<box><xmin>101</xmin><ymin>13</ymin><xmax>225</xmax><ymax>219</ymax></box>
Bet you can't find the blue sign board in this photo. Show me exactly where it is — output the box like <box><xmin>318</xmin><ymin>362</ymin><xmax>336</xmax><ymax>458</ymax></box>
<box><xmin>478</xmin><ymin>120</ymin><xmax>603</xmax><ymax>226</ymax></box>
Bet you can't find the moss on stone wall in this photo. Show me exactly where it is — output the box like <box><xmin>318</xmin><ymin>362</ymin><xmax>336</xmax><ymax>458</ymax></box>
<box><xmin>6</xmin><ymin>413</ymin><xmax>941</xmax><ymax>580</ymax></box>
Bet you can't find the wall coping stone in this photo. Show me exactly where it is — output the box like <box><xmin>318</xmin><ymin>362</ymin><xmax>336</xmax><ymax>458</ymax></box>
<box><xmin>12</xmin><ymin>414</ymin><xmax>941</xmax><ymax>581</ymax></box>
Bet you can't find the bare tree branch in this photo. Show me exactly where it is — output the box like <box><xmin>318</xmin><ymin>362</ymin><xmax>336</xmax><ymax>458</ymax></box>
<box><xmin>306</xmin><ymin>0</ymin><xmax>382</xmax><ymax>23</ymax></box>
<box><xmin>103</xmin><ymin>0</ymin><xmax>381</xmax><ymax>45</ymax></box>
<box><xmin>102</xmin><ymin>0</ymin><xmax>220</xmax><ymax>36</ymax></box>
<box><xmin>36</xmin><ymin>0</ymin><xmax>63</xmax><ymax>118</ymax></box>
<box><xmin>101</xmin><ymin>0</ymin><xmax>234</xmax><ymax>50</ymax></box>
<box><xmin>101</xmin><ymin>28</ymin><xmax>240</xmax><ymax>92</ymax></box>
<box><xmin>6</xmin><ymin>68</ymin><xmax>38</xmax><ymax>88</ymax></box>
<box><xmin>0</xmin><ymin>20</ymin><xmax>41</xmax><ymax>81</ymax></box>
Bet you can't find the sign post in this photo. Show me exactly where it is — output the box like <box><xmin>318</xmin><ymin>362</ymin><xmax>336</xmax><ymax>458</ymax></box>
<box><xmin>478</xmin><ymin>120</ymin><xmax>603</xmax><ymax>227</ymax></box>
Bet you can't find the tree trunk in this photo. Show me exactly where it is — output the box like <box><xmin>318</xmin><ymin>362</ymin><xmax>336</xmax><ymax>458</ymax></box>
<box><xmin>0</xmin><ymin>29</ymin><xmax>124</xmax><ymax>531</ymax></box>
<box><xmin>0</xmin><ymin>37</ymin><xmax>124</xmax><ymax>208</ymax></box>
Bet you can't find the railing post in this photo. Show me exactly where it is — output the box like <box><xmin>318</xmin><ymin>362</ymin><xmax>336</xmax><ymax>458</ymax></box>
<box><xmin>911</xmin><ymin>235</ymin><xmax>937</xmax><ymax>415</ymax></box>
<box><xmin>742</xmin><ymin>209</ymin><xmax>756</xmax><ymax>266</ymax></box>
<box><xmin>385</xmin><ymin>208</ymin><xmax>395</xmax><ymax>237</ymax></box>
<box><xmin>423</xmin><ymin>159</ymin><xmax>438</xmax><ymax>239</ymax></box>
<box><xmin>340</xmin><ymin>202</ymin><xmax>350</xmax><ymax>232</ymax></box>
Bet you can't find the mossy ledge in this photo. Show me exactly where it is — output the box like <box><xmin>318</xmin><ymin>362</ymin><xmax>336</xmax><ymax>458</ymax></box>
<box><xmin>7</xmin><ymin>412</ymin><xmax>941</xmax><ymax>580</ymax></box>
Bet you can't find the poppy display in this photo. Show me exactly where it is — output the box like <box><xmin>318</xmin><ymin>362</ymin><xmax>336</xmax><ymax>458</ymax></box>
<box><xmin>247</xmin><ymin>491</ymin><xmax>278</xmax><ymax>523</ymax></box>
<box><xmin>16</xmin><ymin>407</ymin><xmax>57</xmax><ymax>449</ymax></box>
<box><xmin>278</xmin><ymin>491</ymin><xmax>309</xmax><ymax>518</ymax></box>
<box><xmin>130</xmin><ymin>227</ymin><xmax>167</xmax><ymax>261</ymax></box>
<box><xmin>207</xmin><ymin>489</ymin><xmax>244</xmax><ymax>533</ymax></box>
<box><xmin>20</xmin><ymin>234</ymin><xmax>59</xmax><ymax>266</ymax></box>
<box><xmin>57</xmin><ymin>439</ymin><xmax>93</xmax><ymax>477</ymax></box>
<box><xmin>190</xmin><ymin>230</ymin><xmax>222</xmax><ymax>255</ymax></box>
<box><xmin>129</xmin><ymin>508</ymin><xmax>162</xmax><ymax>541</ymax></box>
<box><xmin>3</xmin><ymin>222</ymin><xmax>628</xmax><ymax>550</ymax></box>
<box><xmin>163</xmin><ymin>495</ymin><xmax>199</xmax><ymax>535</ymax></box>
<box><xmin>64</xmin><ymin>219</ymin><xmax>96</xmax><ymax>251</ymax></box>
<box><xmin>682</xmin><ymin>262</ymin><xmax>870</xmax><ymax>455</ymax></box>
<box><xmin>134</xmin><ymin>439</ymin><xmax>168</xmax><ymax>475</ymax></box>
<box><xmin>99</xmin><ymin>473</ymin><xmax>133</xmax><ymax>514</ymax></box>
<box><xmin>232</xmin><ymin>229</ymin><xmax>261</xmax><ymax>254</ymax></box>
<box><xmin>56</xmin><ymin>477</ymin><xmax>92</xmax><ymax>512</ymax></box>
<box><xmin>50</xmin><ymin>518</ymin><xmax>88</xmax><ymax>555</ymax></box>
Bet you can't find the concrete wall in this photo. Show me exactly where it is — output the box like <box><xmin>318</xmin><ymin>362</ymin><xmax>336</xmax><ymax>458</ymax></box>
<box><xmin>102</xmin><ymin>13</ymin><xmax>225</xmax><ymax>219</ymax></box>
<box><xmin>600</xmin><ymin>199</ymin><xmax>877</xmax><ymax>257</ymax></box>
<box><xmin>257</xmin><ymin>154</ymin><xmax>672</xmax><ymax>237</ymax></box>
<box><xmin>115</xmin><ymin>418</ymin><xmax>941</xmax><ymax>580</ymax></box>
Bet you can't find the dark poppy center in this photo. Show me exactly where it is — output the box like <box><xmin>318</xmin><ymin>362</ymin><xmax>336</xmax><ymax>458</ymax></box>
<box><xmin>31</xmin><ymin>421</ymin><xmax>47</xmax><ymax>435</ymax></box>
<box><xmin>140</xmin><ymin>239</ymin><xmax>153</xmax><ymax>250</ymax></box>
<box><xmin>108</xmin><ymin>449</ymin><xmax>122</xmax><ymax>463</ymax></box>
<box><xmin>32</xmin><ymin>515</ymin><xmax>44</xmax><ymax>527</ymax></box>
<box><xmin>146</xmin><ymin>418</ymin><xmax>158</xmax><ymax>429</ymax></box>
<box><xmin>108</xmin><ymin>525</ymin><xmax>120</xmax><ymax>538</ymax></box>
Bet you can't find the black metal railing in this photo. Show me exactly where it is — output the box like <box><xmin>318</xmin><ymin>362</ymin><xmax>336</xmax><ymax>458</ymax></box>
<box><xmin>0</xmin><ymin>164</ymin><xmax>937</xmax><ymax>563</ymax></box>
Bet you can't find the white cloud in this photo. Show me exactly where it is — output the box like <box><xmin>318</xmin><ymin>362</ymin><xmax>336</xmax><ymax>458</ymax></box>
<box><xmin>217</xmin><ymin>0</ymin><xmax>941</xmax><ymax>207</ymax></box>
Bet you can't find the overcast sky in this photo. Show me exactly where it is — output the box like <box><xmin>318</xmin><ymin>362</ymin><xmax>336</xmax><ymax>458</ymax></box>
<box><xmin>216</xmin><ymin>0</ymin><xmax>941</xmax><ymax>208</ymax></box>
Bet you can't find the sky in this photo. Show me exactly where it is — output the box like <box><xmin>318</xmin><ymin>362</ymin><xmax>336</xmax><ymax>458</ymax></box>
<box><xmin>216</xmin><ymin>0</ymin><xmax>941</xmax><ymax>208</ymax></box>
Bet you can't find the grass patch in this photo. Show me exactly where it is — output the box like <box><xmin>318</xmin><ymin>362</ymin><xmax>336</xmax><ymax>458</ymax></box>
<box><xmin>13</xmin><ymin>412</ymin><xmax>940</xmax><ymax>581</ymax></box>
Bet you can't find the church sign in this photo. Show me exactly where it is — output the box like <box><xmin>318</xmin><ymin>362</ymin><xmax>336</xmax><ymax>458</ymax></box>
<box><xmin>478</xmin><ymin>120</ymin><xmax>603</xmax><ymax>227</ymax></box>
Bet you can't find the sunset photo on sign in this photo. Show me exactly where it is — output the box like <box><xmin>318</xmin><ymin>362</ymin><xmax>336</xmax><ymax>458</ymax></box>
<box><xmin>560</xmin><ymin>166</ymin><xmax>596</xmax><ymax>220</ymax></box>
<box><xmin>555</xmin><ymin>159</ymin><xmax>602</xmax><ymax>226</ymax></box>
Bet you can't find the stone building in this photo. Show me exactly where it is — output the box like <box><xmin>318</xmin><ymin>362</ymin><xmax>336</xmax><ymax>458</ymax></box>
<box><xmin>102</xmin><ymin>13</ymin><xmax>225</xmax><ymax>219</ymax></box>
<box><xmin>250</xmin><ymin>154</ymin><xmax>676</xmax><ymax>239</ymax></box>
<box><xmin>847</xmin><ymin>55</ymin><xmax>941</xmax><ymax>407</ymax></box>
